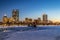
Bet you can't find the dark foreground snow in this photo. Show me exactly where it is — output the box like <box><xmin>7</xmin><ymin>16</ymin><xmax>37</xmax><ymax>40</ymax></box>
<box><xmin>0</xmin><ymin>26</ymin><xmax>60</xmax><ymax>40</ymax></box>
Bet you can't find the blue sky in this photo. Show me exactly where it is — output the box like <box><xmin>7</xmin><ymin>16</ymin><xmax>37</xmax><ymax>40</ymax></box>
<box><xmin>0</xmin><ymin>0</ymin><xmax>60</xmax><ymax>22</ymax></box>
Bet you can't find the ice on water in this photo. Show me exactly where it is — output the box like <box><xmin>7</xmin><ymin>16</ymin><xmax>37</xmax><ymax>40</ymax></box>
<box><xmin>0</xmin><ymin>26</ymin><xmax>60</xmax><ymax>40</ymax></box>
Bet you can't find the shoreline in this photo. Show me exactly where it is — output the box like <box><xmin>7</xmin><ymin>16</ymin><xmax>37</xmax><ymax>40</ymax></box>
<box><xmin>0</xmin><ymin>25</ymin><xmax>60</xmax><ymax>28</ymax></box>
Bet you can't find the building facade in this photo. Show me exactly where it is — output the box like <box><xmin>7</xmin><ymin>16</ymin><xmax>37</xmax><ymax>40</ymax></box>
<box><xmin>12</xmin><ymin>9</ymin><xmax>19</xmax><ymax>22</ymax></box>
<box><xmin>42</xmin><ymin>14</ymin><xmax>48</xmax><ymax>23</ymax></box>
<box><xmin>3</xmin><ymin>14</ymin><xmax>9</xmax><ymax>26</ymax></box>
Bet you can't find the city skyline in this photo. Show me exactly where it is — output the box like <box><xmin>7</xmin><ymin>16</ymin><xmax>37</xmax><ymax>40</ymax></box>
<box><xmin>0</xmin><ymin>0</ymin><xmax>60</xmax><ymax>22</ymax></box>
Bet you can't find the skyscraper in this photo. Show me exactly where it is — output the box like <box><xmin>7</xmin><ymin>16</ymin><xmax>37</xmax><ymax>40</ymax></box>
<box><xmin>12</xmin><ymin>9</ymin><xmax>19</xmax><ymax>22</ymax></box>
<box><xmin>3</xmin><ymin>14</ymin><xmax>9</xmax><ymax>26</ymax></box>
<box><xmin>3</xmin><ymin>14</ymin><xmax>8</xmax><ymax>23</ymax></box>
<box><xmin>42</xmin><ymin>14</ymin><xmax>48</xmax><ymax>22</ymax></box>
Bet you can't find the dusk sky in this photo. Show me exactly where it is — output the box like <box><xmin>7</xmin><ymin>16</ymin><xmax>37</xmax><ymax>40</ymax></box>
<box><xmin>0</xmin><ymin>0</ymin><xmax>60</xmax><ymax>22</ymax></box>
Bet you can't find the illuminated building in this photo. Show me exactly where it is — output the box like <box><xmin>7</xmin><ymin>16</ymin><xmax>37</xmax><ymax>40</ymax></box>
<box><xmin>24</xmin><ymin>18</ymin><xmax>32</xmax><ymax>25</ymax></box>
<box><xmin>25</xmin><ymin>18</ymin><xmax>32</xmax><ymax>23</ymax></box>
<box><xmin>38</xmin><ymin>18</ymin><xmax>41</xmax><ymax>21</ymax></box>
<box><xmin>34</xmin><ymin>19</ymin><xmax>38</xmax><ymax>24</ymax></box>
<box><xmin>3</xmin><ymin>14</ymin><xmax>9</xmax><ymax>26</ymax></box>
<box><xmin>12</xmin><ymin>9</ymin><xmax>19</xmax><ymax>22</ymax></box>
<box><xmin>42</xmin><ymin>14</ymin><xmax>48</xmax><ymax>23</ymax></box>
<box><xmin>38</xmin><ymin>18</ymin><xmax>41</xmax><ymax>22</ymax></box>
<box><xmin>28</xmin><ymin>18</ymin><xmax>32</xmax><ymax>23</ymax></box>
<box><xmin>25</xmin><ymin>18</ymin><xmax>28</xmax><ymax>21</ymax></box>
<box><xmin>37</xmin><ymin>18</ymin><xmax>41</xmax><ymax>24</ymax></box>
<box><xmin>9</xmin><ymin>17</ymin><xmax>15</xmax><ymax>23</ymax></box>
<box><xmin>25</xmin><ymin>18</ymin><xmax>28</xmax><ymax>23</ymax></box>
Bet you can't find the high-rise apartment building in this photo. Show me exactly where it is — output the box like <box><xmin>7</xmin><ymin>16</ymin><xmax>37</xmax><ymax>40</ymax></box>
<box><xmin>42</xmin><ymin>14</ymin><xmax>48</xmax><ymax>22</ymax></box>
<box><xmin>12</xmin><ymin>9</ymin><xmax>19</xmax><ymax>22</ymax></box>
<box><xmin>3</xmin><ymin>14</ymin><xmax>8</xmax><ymax>25</ymax></box>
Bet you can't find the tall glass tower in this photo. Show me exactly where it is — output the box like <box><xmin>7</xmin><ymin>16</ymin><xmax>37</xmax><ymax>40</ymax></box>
<box><xmin>42</xmin><ymin>14</ymin><xmax>48</xmax><ymax>22</ymax></box>
<box><xmin>12</xmin><ymin>9</ymin><xmax>19</xmax><ymax>22</ymax></box>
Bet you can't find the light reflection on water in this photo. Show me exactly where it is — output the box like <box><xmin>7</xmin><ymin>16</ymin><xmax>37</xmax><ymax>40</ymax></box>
<box><xmin>0</xmin><ymin>26</ymin><xmax>60</xmax><ymax>40</ymax></box>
